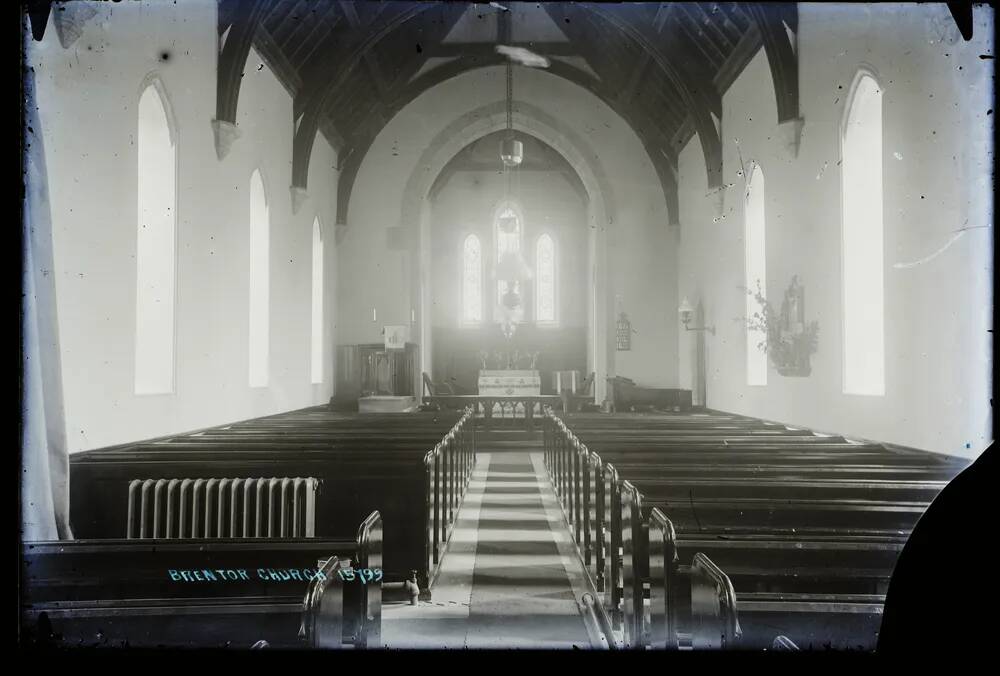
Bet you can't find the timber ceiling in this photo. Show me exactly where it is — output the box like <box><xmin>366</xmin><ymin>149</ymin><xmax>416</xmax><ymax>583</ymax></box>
<box><xmin>213</xmin><ymin>1</ymin><xmax>803</xmax><ymax>224</ymax></box>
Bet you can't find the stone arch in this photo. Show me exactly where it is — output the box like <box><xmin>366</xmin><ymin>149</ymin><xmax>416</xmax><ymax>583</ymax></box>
<box><xmin>391</xmin><ymin>100</ymin><xmax>618</xmax><ymax>403</ymax></box>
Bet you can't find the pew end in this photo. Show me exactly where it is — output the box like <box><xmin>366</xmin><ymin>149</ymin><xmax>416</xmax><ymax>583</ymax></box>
<box><xmin>687</xmin><ymin>552</ymin><xmax>742</xmax><ymax>649</ymax></box>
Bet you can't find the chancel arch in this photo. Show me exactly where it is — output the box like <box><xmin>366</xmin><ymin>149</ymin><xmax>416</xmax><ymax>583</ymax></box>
<box><xmin>380</xmin><ymin>84</ymin><xmax>642</xmax><ymax>405</ymax></box>
<box><xmin>427</xmin><ymin>131</ymin><xmax>589</xmax><ymax>392</ymax></box>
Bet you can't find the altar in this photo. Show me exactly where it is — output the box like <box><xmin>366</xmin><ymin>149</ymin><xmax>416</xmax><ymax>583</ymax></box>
<box><xmin>477</xmin><ymin>369</ymin><xmax>541</xmax><ymax>397</ymax></box>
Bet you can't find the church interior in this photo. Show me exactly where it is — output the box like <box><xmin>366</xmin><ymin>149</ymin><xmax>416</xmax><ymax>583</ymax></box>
<box><xmin>20</xmin><ymin>1</ymin><xmax>994</xmax><ymax>651</ymax></box>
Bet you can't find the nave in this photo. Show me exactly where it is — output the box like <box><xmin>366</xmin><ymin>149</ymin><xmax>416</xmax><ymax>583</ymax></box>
<box><xmin>21</xmin><ymin>403</ymin><xmax>968</xmax><ymax>651</ymax></box>
<box><xmin>19</xmin><ymin>0</ymin><xmax>993</xmax><ymax>654</ymax></box>
<box><xmin>383</xmin><ymin>450</ymin><xmax>599</xmax><ymax>649</ymax></box>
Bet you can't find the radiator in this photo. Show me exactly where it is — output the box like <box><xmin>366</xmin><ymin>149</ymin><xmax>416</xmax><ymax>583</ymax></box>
<box><xmin>126</xmin><ymin>477</ymin><xmax>319</xmax><ymax>539</ymax></box>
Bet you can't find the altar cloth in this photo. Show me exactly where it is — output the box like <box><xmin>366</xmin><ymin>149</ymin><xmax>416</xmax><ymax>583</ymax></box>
<box><xmin>477</xmin><ymin>370</ymin><xmax>541</xmax><ymax>396</ymax></box>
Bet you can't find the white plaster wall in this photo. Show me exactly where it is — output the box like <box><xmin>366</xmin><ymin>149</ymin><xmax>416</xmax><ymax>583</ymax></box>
<box><xmin>27</xmin><ymin>1</ymin><xmax>341</xmax><ymax>452</ymax></box>
<box><xmin>339</xmin><ymin>65</ymin><xmax>679</xmax><ymax>393</ymax></box>
<box><xmin>677</xmin><ymin>3</ymin><xmax>993</xmax><ymax>457</ymax></box>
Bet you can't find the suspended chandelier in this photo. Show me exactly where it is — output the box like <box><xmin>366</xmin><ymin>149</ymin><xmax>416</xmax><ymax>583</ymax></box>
<box><xmin>500</xmin><ymin>58</ymin><xmax>522</xmax><ymax>167</ymax></box>
<box><xmin>496</xmin><ymin>54</ymin><xmax>528</xmax><ymax>342</ymax></box>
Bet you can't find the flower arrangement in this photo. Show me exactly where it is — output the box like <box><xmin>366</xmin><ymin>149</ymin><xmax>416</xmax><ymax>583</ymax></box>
<box><xmin>744</xmin><ymin>277</ymin><xmax>819</xmax><ymax>376</ymax></box>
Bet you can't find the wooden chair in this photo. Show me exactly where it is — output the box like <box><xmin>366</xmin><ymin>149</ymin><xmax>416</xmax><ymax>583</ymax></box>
<box><xmin>422</xmin><ymin>372</ymin><xmax>455</xmax><ymax>397</ymax></box>
<box><xmin>422</xmin><ymin>372</ymin><xmax>469</xmax><ymax>396</ymax></box>
<box><xmin>575</xmin><ymin>372</ymin><xmax>595</xmax><ymax>397</ymax></box>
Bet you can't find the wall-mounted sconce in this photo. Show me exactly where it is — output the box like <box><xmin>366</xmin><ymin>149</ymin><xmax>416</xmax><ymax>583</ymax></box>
<box><xmin>679</xmin><ymin>297</ymin><xmax>715</xmax><ymax>335</ymax></box>
<box><xmin>372</xmin><ymin>307</ymin><xmax>378</xmax><ymax>323</ymax></box>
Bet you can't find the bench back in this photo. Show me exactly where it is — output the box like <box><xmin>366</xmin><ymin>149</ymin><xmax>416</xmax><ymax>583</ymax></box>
<box><xmin>22</xmin><ymin>511</ymin><xmax>382</xmax><ymax>648</ymax></box>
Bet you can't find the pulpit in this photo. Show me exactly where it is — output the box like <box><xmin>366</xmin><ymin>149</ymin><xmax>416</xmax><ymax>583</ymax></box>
<box><xmin>335</xmin><ymin>343</ymin><xmax>418</xmax><ymax>413</ymax></box>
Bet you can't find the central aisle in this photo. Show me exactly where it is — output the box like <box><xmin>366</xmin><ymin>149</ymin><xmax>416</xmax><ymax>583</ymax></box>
<box><xmin>382</xmin><ymin>449</ymin><xmax>600</xmax><ymax>649</ymax></box>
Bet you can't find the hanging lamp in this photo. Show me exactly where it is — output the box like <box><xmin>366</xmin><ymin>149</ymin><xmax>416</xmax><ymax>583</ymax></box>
<box><xmin>500</xmin><ymin>58</ymin><xmax>522</xmax><ymax>167</ymax></box>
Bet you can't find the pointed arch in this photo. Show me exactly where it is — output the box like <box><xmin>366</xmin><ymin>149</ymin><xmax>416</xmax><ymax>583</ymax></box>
<box><xmin>134</xmin><ymin>77</ymin><xmax>177</xmax><ymax>394</ymax></box>
<box><xmin>841</xmin><ymin>69</ymin><xmax>885</xmax><ymax>396</ymax></box>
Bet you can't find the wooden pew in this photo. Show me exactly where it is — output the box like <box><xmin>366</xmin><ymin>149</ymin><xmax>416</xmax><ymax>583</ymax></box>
<box><xmin>20</xmin><ymin>511</ymin><xmax>382</xmax><ymax>649</ymax></box>
<box><xmin>543</xmin><ymin>411</ymin><xmax>963</xmax><ymax>573</ymax></box>
<box><xmin>541</xmin><ymin>408</ymin><xmax>965</xmax><ymax>650</ymax></box>
<box><xmin>69</xmin><ymin>408</ymin><xmax>476</xmax><ymax>591</ymax></box>
<box><xmin>626</xmin><ymin>495</ymin><xmax>897</xmax><ymax>650</ymax></box>
<box><xmin>601</xmin><ymin>466</ymin><xmax>938</xmax><ymax>642</ymax></box>
<box><xmin>639</xmin><ymin>509</ymin><xmax>889</xmax><ymax>650</ymax></box>
<box><xmin>543</xmin><ymin>417</ymin><xmax>953</xmax><ymax>580</ymax></box>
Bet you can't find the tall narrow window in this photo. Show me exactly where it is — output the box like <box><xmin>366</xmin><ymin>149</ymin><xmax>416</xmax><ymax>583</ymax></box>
<box><xmin>248</xmin><ymin>169</ymin><xmax>270</xmax><ymax>387</ymax></box>
<box><xmin>535</xmin><ymin>233</ymin><xmax>556</xmax><ymax>324</ymax></box>
<box><xmin>842</xmin><ymin>73</ymin><xmax>885</xmax><ymax>395</ymax></box>
<box><xmin>495</xmin><ymin>205</ymin><xmax>522</xmax><ymax>307</ymax></box>
<box><xmin>134</xmin><ymin>81</ymin><xmax>176</xmax><ymax>394</ymax></box>
<box><xmin>462</xmin><ymin>234</ymin><xmax>482</xmax><ymax>323</ymax></box>
<box><xmin>310</xmin><ymin>217</ymin><xmax>324</xmax><ymax>384</ymax></box>
<box><xmin>744</xmin><ymin>163</ymin><xmax>767</xmax><ymax>386</ymax></box>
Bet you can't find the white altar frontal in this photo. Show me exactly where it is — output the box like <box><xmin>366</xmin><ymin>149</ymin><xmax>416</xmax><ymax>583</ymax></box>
<box><xmin>477</xmin><ymin>370</ymin><xmax>541</xmax><ymax>396</ymax></box>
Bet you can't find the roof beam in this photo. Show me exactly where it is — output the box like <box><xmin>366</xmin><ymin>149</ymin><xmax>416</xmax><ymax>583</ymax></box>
<box><xmin>329</xmin><ymin>2</ymin><xmax>469</xmax><ymax>224</ymax></box>
<box><xmin>745</xmin><ymin>2</ymin><xmax>800</xmax><ymax>123</ymax></box>
<box><xmin>712</xmin><ymin>18</ymin><xmax>762</xmax><ymax>95</ymax></box>
<box><xmin>619</xmin><ymin>3</ymin><xmax>672</xmax><ymax>106</ymax></box>
<box><xmin>689</xmin><ymin>2</ymin><xmax>738</xmax><ymax>55</ymax></box>
<box><xmin>292</xmin><ymin>2</ymin><xmax>442</xmax><ymax>191</ymax></box>
<box><xmin>558</xmin><ymin>3</ymin><xmax>723</xmax><ymax>189</ymax></box>
<box><xmin>269</xmin><ymin>0</ymin><xmax>312</xmax><ymax>47</ymax></box>
<box><xmin>286</xmin><ymin>4</ymin><xmax>341</xmax><ymax>66</ymax></box>
<box><xmin>541</xmin><ymin>5</ymin><xmax>682</xmax><ymax>221</ymax></box>
<box><xmin>338</xmin><ymin>1</ymin><xmax>391</xmax><ymax>102</ymax></box>
<box><xmin>427</xmin><ymin>42</ymin><xmax>580</xmax><ymax>58</ymax></box>
<box><xmin>213</xmin><ymin>0</ymin><xmax>271</xmax><ymax>160</ymax></box>
<box><xmin>675</xmin><ymin>4</ymin><xmax>728</xmax><ymax>68</ymax></box>
<box><xmin>338</xmin><ymin>53</ymin><xmax>669</xmax><ymax>225</ymax></box>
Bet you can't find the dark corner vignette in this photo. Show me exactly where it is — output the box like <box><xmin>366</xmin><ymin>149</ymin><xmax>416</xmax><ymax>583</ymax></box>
<box><xmin>18</xmin><ymin>0</ymin><xmax>996</xmax><ymax>655</ymax></box>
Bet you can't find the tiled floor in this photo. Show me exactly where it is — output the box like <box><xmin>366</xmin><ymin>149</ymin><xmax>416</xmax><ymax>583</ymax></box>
<box><xmin>382</xmin><ymin>450</ymin><xmax>597</xmax><ymax>649</ymax></box>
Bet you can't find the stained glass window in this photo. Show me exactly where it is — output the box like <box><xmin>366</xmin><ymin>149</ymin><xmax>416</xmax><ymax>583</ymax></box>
<box><xmin>496</xmin><ymin>206</ymin><xmax>521</xmax><ymax>306</ymax></box>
